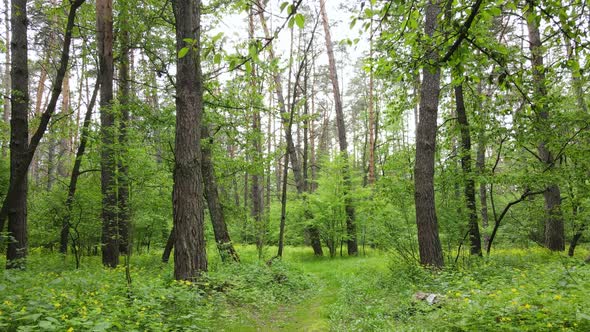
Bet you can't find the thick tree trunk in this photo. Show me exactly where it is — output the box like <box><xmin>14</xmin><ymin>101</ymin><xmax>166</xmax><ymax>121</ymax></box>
<box><xmin>526</xmin><ymin>0</ymin><xmax>565</xmax><ymax>251</ymax></box>
<box><xmin>0</xmin><ymin>0</ymin><xmax>85</xmax><ymax>234</ymax></box>
<box><xmin>172</xmin><ymin>0</ymin><xmax>207</xmax><ymax>280</ymax></box>
<box><xmin>6</xmin><ymin>0</ymin><xmax>30</xmax><ymax>268</ymax></box>
<box><xmin>414</xmin><ymin>0</ymin><xmax>444</xmax><ymax>268</ymax></box>
<box><xmin>201</xmin><ymin>126</ymin><xmax>240</xmax><ymax>263</ymax></box>
<box><xmin>60</xmin><ymin>82</ymin><xmax>100</xmax><ymax>254</ymax></box>
<box><xmin>455</xmin><ymin>81</ymin><xmax>482</xmax><ymax>256</ymax></box>
<box><xmin>96</xmin><ymin>0</ymin><xmax>119</xmax><ymax>267</ymax></box>
<box><xmin>319</xmin><ymin>0</ymin><xmax>358</xmax><ymax>256</ymax></box>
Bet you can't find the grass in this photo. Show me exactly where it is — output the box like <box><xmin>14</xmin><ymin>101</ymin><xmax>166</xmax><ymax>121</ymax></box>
<box><xmin>1</xmin><ymin>245</ymin><xmax>589</xmax><ymax>331</ymax></box>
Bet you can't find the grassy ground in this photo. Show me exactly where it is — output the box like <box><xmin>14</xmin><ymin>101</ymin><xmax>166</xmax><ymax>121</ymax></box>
<box><xmin>1</xmin><ymin>245</ymin><xmax>589</xmax><ymax>331</ymax></box>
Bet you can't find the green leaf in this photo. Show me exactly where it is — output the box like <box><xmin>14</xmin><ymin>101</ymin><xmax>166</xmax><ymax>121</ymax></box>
<box><xmin>280</xmin><ymin>1</ymin><xmax>289</xmax><ymax>12</ymax></box>
<box><xmin>213</xmin><ymin>53</ymin><xmax>222</xmax><ymax>65</ymax></box>
<box><xmin>288</xmin><ymin>17</ymin><xmax>295</xmax><ymax>29</ymax></box>
<box><xmin>178</xmin><ymin>47</ymin><xmax>189</xmax><ymax>59</ymax></box>
<box><xmin>295</xmin><ymin>13</ymin><xmax>305</xmax><ymax>29</ymax></box>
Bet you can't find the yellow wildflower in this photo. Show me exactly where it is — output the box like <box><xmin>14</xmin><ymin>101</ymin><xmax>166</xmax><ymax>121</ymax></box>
<box><xmin>554</xmin><ymin>295</ymin><xmax>562</xmax><ymax>300</ymax></box>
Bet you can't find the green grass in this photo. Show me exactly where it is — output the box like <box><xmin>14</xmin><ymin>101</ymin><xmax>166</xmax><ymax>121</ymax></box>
<box><xmin>1</xmin><ymin>246</ymin><xmax>589</xmax><ymax>331</ymax></box>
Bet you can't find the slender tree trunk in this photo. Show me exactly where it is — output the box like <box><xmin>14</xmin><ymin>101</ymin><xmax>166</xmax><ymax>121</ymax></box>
<box><xmin>1</xmin><ymin>0</ymin><xmax>10</xmax><ymax>158</ymax></box>
<box><xmin>277</xmin><ymin>152</ymin><xmax>289</xmax><ymax>258</ymax></box>
<box><xmin>248</xmin><ymin>6</ymin><xmax>264</xmax><ymax>256</ymax></box>
<box><xmin>117</xmin><ymin>9</ymin><xmax>131</xmax><ymax>254</ymax></box>
<box><xmin>201</xmin><ymin>126</ymin><xmax>240</xmax><ymax>263</ymax></box>
<box><xmin>526</xmin><ymin>0</ymin><xmax>564</xmax><ymax>251</ymax></box>
<box><xmin>6</xmin><ymin>0</ymin><xmax>30</xmax><ymax>268</ymax></box>
<box><xmin>256</xmin><ymin>0</ymin><xmax>304</xmax><ymax>192</ymax></box>
<box><xmin>171</xmin><ymin>0</ymin><xmax>207</xmax><ymax>280</ymax></box>
<box><xmin>319</xmin><ymin>0</ymin><xmax>358</xmax><ymax>255</ymax></box>
<box><xmin>414</xmin><ymin>0</ymin><xmax>444</xmax><ymax>268</ymax></box>
<box><xmin>455</xmin><ymin>80</ymin><xmax>482</xmax><ymax>256</ymax></box>
<box><xmin>162</xmin><ymin>228</ymin><xmax>174</xmax><ymax>263</ymax></box>
<box><xmin>58</xmin><ymin>72</ymin><xmax>71</xmax><ymax>178</ymax></box>
<box><xmin>60</xmin><ymin>82</ymin><xmax>100</xmax><ymax>254</ymax></box>
<box><xmin>367</xmin><ymin>18</ymin><xmax>376</xmax><ymax>185</ymax></box>
<box><xmin>96</xmin><ymin>0</ymin><xmax>119</xmax><ymax>267</ymax></box>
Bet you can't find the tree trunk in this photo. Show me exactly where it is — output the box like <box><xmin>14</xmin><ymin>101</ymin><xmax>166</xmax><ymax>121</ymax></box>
<box><xmin>277</xmin><ymin>152</ymin><xmax>289</xmax><ymax>258</ymax></box>
<box><xmin>96</xmin><ymin>0</ymin><xmax>119</xmax><ymax>267</ymax></box>
<box><xmin>0</xmin><ymin>0</ymin><xmax>85</xmax><ymax>235</ymax></box>
<box><xmin>201</xmin><ymin>126</ymin><xmax>240</xmax><ymax>263</ymax></box>
<box><xmin>248</xmin><ymin>6</ymin><xmax>264</xmax><ymax>257</ymax></box>
<box><xmin>1</xmin><ymin>0</ymin><xmax>10</xmax><ymax>158</ymax></box>
<box><xmin>367</xmin><ymin>8</ymin><xmax>376</xmax><ymax>185</ymax></box>
<box><xmin>60</xmin><ymin>82</ymin><xmax>100</xmax><ymax>254</ymax></box>
<box><xmin>455</xmin><ymin>81</ymin><xmax>482</xmax><ymax>256</ymax></box>
<box><xmin>6</xmin><ymin>0</ymin><xmax>30</xmax><ymax>268</ymax></box>
<box><xmin>171</xmin><ymin>0</ymin><xmax>207</xmax><ymax>280</ymax></box>
<box><xmin>526</xmin><ymin>0</ymin><xmax>565</xmax><ymax>251</ymax></box>
<box><xmin>414</xmin><ymin>0</ymin><xmax>444</xmax><ymax>268</ymax></box>
<box><xmin>476</xmin><ymin>135</ymin><xmax>489</xmax><ymax>248</ymax></box>
<box><xmin>256</xmin><ymin>0</ymin><xmax>304</xmax><ymax>193</ymax></box>
<box><xmin>319</xmin><ymin>0</ymin><xmax>358</xmax><ymax>256</ymax></box>
<box><xmin>117</xmin><ymin>9</ymin><xmax>131</xmax><ymax>255</ymax></box>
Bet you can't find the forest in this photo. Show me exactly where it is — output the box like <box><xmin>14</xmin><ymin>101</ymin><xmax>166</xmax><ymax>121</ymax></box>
<box><xmin>1</xmin><ymin>0</ymin><xmax>589</xmax><ymax>330</ymax></box>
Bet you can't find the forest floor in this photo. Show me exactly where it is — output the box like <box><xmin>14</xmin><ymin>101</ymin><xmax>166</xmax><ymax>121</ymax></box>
<box><xmin>2</xmin><ymin>246</ymin><xmax>589</xmax><ymax>331</ymax></box>
<box><xmin>218</xmin><ymin>248</ymin><xmax>387</xmax><ymax>331</ymax></box>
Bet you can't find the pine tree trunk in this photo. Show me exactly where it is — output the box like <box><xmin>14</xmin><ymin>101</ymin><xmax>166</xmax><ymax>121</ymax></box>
<box><xmin>117</xmin><ymin>10</ymin><xmax>131</xmax><ymax>255</ymax></box>
<box><xmin>0</xmin><ymin>0</ymin><xmax>84</xmax><ymax>236</ymax></box>
<box><xmin>171</xmin><ymin>0</ymin><xmax>208</xmax><ymax>280</ymax></box>
<box><xmin>96</xmin><ymin>0</ymin><xmax>119</xmax><ymax>267</ymax></box>
<box><xmin>414</xmin><ymin>0</ymin><xmax>444</xmax><ymax>268</ymax></box>
<box><xmin>6</xmin><ymin>0</ymin><xmax>30</xmax><ymax>268</ymax></box>
<box><xmin>319</xmin><ymin>0</ymin><xmax>358</xmax><ymax>255</ymax></box>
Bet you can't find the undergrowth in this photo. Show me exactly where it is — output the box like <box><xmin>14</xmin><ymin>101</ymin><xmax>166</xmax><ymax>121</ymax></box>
<box><xmin>328</xmin><ymin>248</ymin><xmax>590</xmax><ymax>331</ymax></box>
<box><xmin>0</xmin><ymin>246</ymin><xmax>313</xmax><ymax>331</ymax></box>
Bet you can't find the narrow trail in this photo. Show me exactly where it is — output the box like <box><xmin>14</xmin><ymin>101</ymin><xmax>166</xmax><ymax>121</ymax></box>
<box><xmin>221</xmin><ymin>253</ymin><xmax>385</xmax><ymax>331</ymax></box>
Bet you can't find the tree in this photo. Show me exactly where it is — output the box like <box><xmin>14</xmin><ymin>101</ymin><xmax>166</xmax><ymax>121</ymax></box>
<box><xmin>319</xmin><ymin>0</ymin><xmax>358</xmax><ymax>256</ymax></box>
<box><xmin>454</xmin><ymin>79</ymin><xmax>482</xmax><ymax>256</ymax></box>
<box><xmin>96</xmin><ymin>0</ymin><xmax>119</xmax><ymax>267</ymax></box>
<box><xmin>172</xmin><ymin>0</ymin><xmax>207</xmax><ymax>280</ymax></box>
<box><xmin>414</xmin><ymin>0</ymin><xmax>444</xmax><ymax>267</ymax></box>
<box><xmin>6</xmin><ymin>0</ymin><xmax>30</xmax><ymax>268</ymax></box>
<box><xmin>525</xmin><ymin>0</ymin><xmax>565</xmax><ymax>251</ymax></box>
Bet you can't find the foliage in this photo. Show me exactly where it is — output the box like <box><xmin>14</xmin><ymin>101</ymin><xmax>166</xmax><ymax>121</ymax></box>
<box><xmin>0</xmin><ymin>246</ymin><xmax>313</xmax><ymax>331</ymax></box>
<box><xmin>328</xmin><ymin>249</ymin><xmax>590</xmax><ymax>331</ymax></box>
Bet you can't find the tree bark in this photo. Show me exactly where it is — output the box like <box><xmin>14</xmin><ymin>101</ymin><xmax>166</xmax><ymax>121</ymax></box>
<box><xmin>6</xmin><ymin>0</ymin><xmax>30</xmax><ymax>268</ymax></box>
<box><xmin>0</xmin><ymin>0</ymin><xmax>85</xmax><ymax>234</ymax></box>
<box><xmin>172</xmin><ymin>0</ymin><xmax>207</xmax><ymax>280</ymax></box>
<box><xmin>1</xmin><ymin>0</ymin><xmax>10</xmax><ymax>158</ymax></box>
<box><xmin>201</xmin><ymin>126</ymin><xmax>240</xmax><ymax>263</ymax></box>
<box><xmin>526</xmin><ymin>0</ymin><xmax>565</xmax><ymax>251</ymax></box>
<box><xmin>248</xmin><ymin>6</ymin><xmax>264</xmax><ymax>257</ymax></box>
<box><xmin>96</xmin><ymin>0</ymin><xmax>119</xmax><ymax>267</ymax></box>
<box><xmin>414</xmin><ymin>0</ymin><xmax>444</xmax><ymax>268</ymax></box>
<box><xmin>319</xmin><ymin>0</ymin><xmax>358</xmax><ymax>255</ymax></box>
<box><xmin>117</xmin><ymin>7</ymin><xmax>131</xmax><ymax>255</ymax></box>
<box><xmin>455</xmin><ymin>81</ymin><xmax>482</xmax><ymax>256</ymax></box>
<box><xmin>60</xmin><ymin>82</ymin><xmax>100</xmax><ymax>254</ymax></box>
